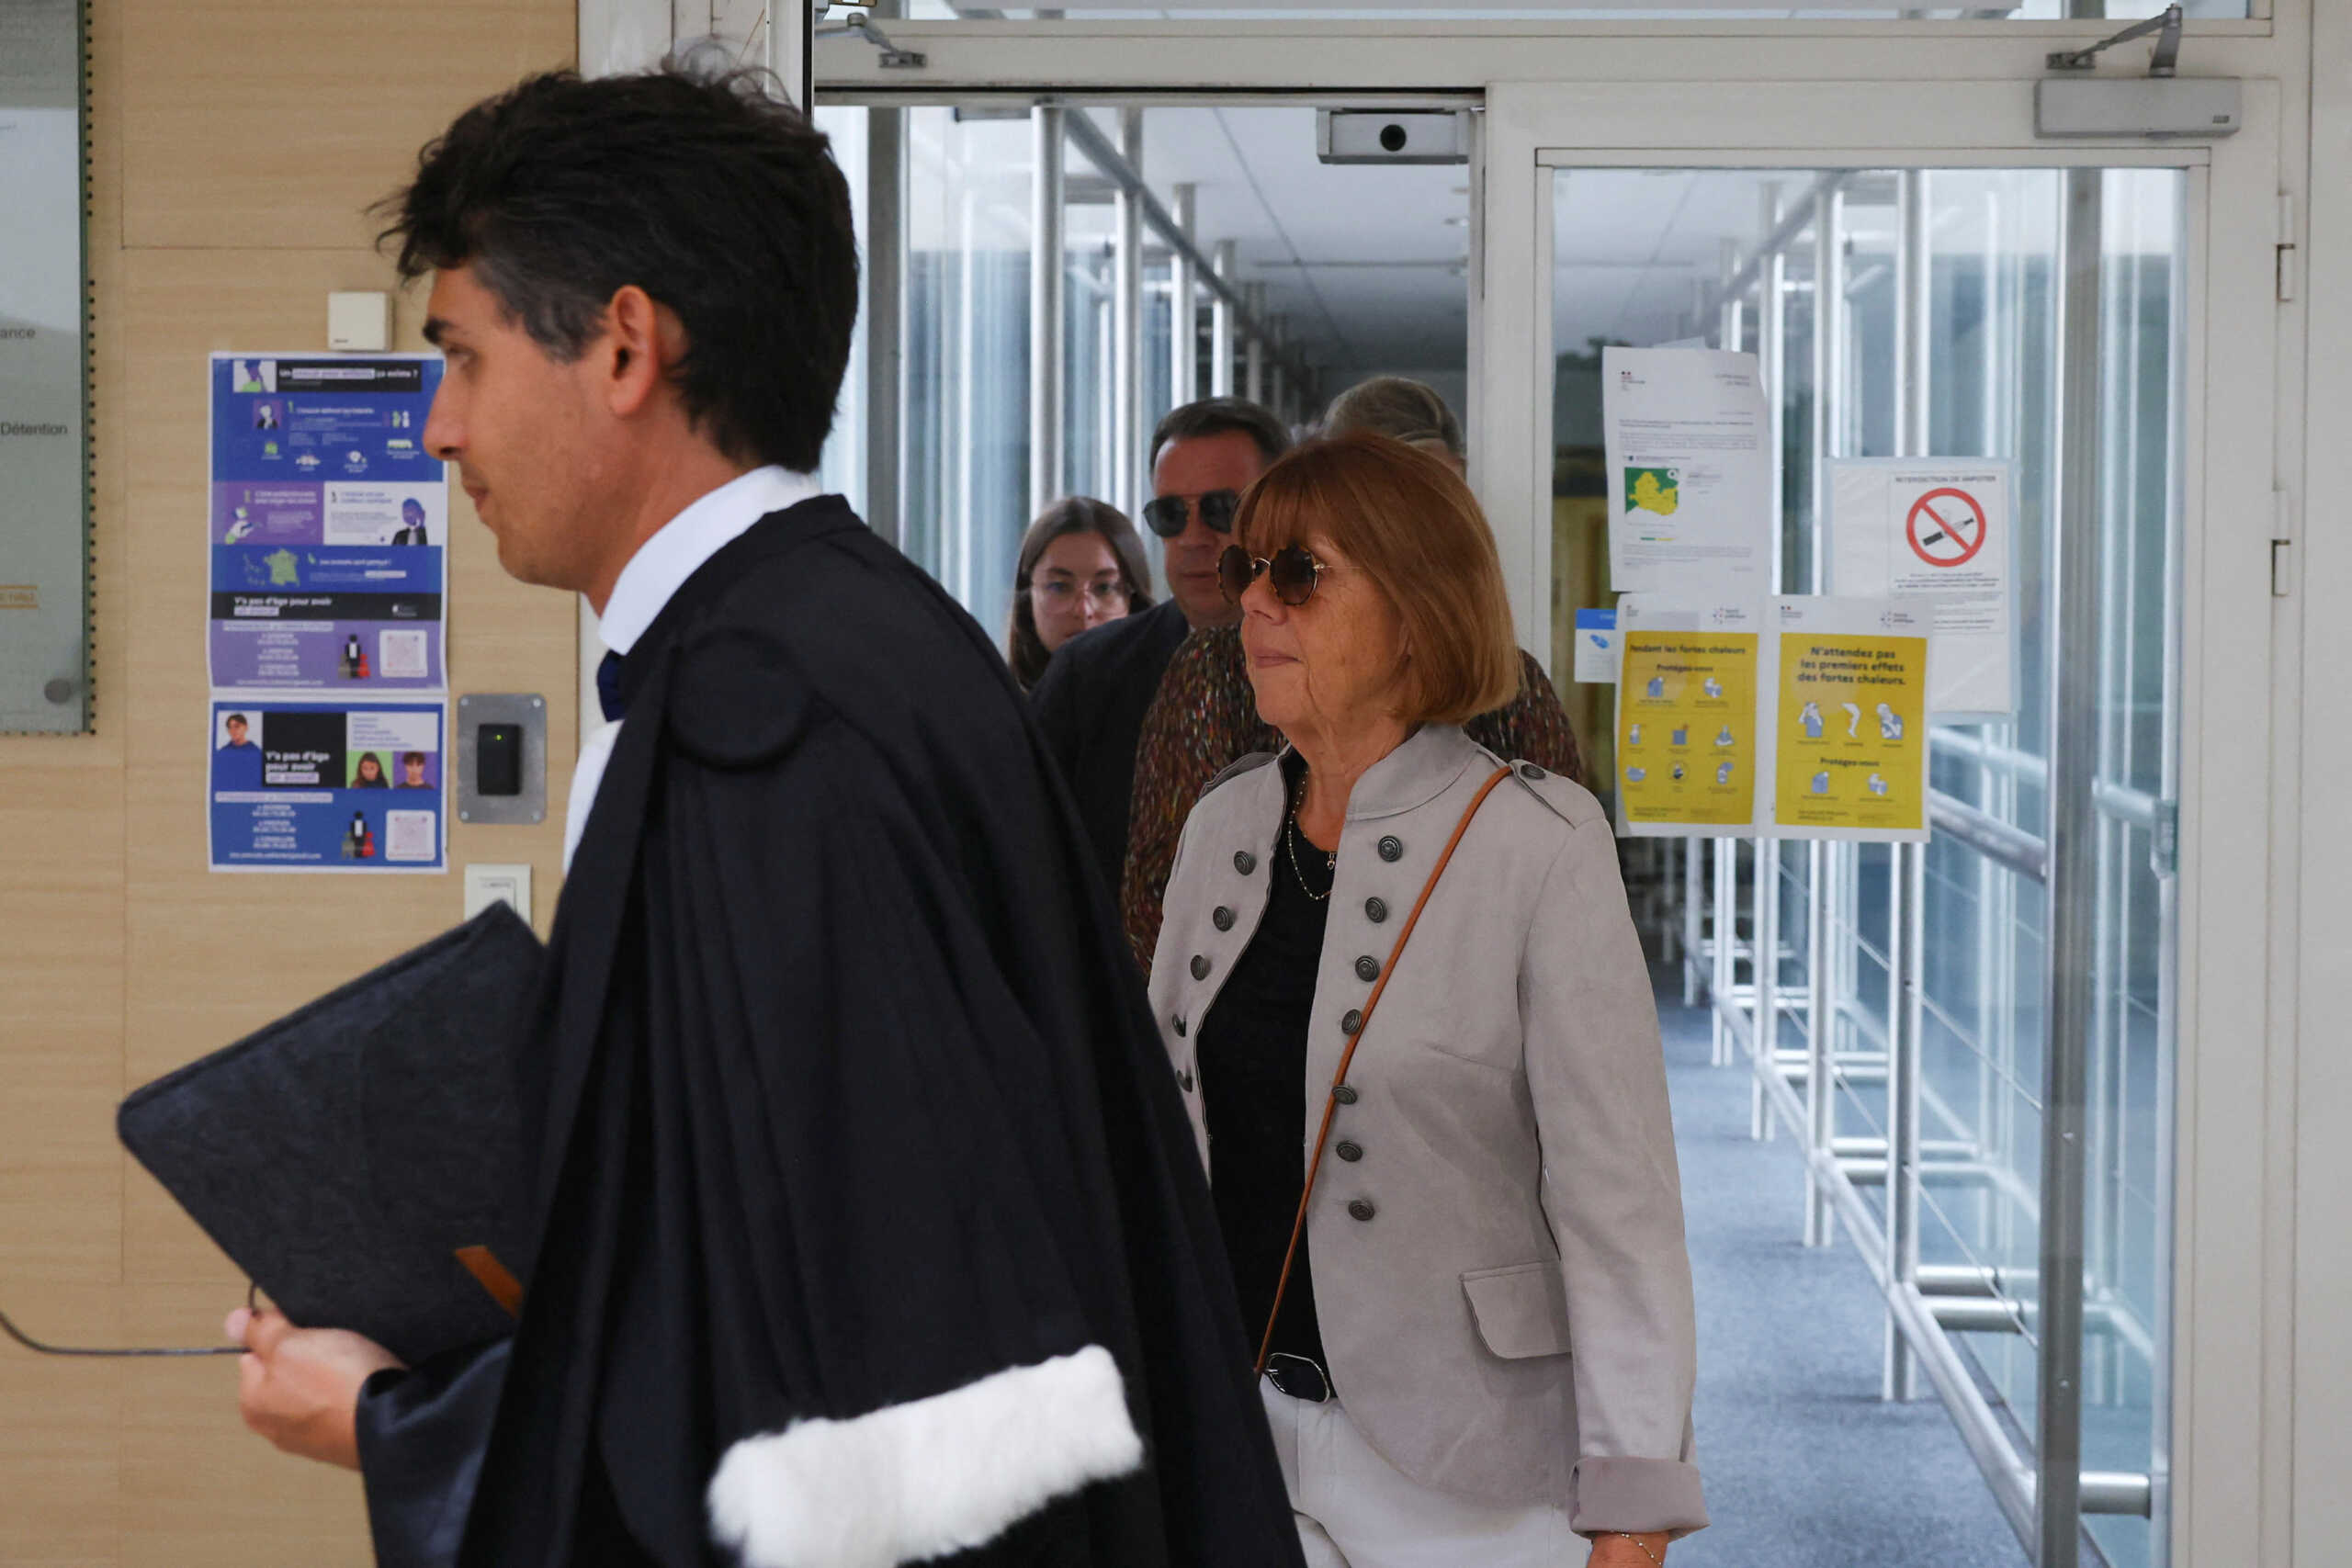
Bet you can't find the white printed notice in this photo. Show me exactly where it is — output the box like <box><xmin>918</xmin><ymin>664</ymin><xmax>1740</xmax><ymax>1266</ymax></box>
<box><xmin>1826</xmin><ymin>459</ymin><xmax>2015</xmax><ymax>718</ymax></box>
<box><xmin>1601</xmin><ymin>346</ymin><xmax>1773</xmax><ymax>596</ymax></box>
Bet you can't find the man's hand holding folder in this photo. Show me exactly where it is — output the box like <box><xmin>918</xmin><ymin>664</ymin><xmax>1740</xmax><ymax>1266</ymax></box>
<box><xmin>224</xmin><ymin>1304</ymin><xmax>404</xmax><ymax>1471</ymax></box>
<box><xmin>112</xmin><ymin>904</ymin><xmax>544</xmax><ymax>1490</ymax></box>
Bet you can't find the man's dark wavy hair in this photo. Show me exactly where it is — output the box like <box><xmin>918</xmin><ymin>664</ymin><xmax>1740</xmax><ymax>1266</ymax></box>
<box><xmin>379</xmin><ymin>62</ymin><xmax>857</xmax><ymax>474</ymax></box>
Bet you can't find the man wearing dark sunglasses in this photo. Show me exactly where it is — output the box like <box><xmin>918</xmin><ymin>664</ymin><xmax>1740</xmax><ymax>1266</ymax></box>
<box><xmin>1031</xmin><ymin>398</ymin><xmax>1292</xmax><ymax>895</ymax></box>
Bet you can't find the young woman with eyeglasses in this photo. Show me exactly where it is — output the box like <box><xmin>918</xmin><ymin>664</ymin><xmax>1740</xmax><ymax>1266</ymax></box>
<box><xmin>1006</xmin><ymin>497</ymin><xmax>1157</xmax><ymax>691</ymax></box>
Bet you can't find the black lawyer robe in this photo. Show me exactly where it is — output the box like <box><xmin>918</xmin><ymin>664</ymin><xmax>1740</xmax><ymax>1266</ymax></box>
<box><xmin>356</xmin><ymin>1338</ymin><xmax>512</xmax><ymax>1566</ymax></box>
<box><xmin>369</xmin><ymin>497</ymin><xmax>1303</xmax><ymax>1568</ymax></box>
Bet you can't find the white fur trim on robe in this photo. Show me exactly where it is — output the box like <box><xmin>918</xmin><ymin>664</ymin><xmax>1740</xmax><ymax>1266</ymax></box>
<box><xmin>707</xmin><ymin>1344</ymin><xmax>1145</xmax><ymax>1568</ymax></box>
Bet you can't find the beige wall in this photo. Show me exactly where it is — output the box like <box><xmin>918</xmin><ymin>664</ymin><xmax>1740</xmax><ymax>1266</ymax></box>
<box><xmin>1</xmin><ymin>4</ymin><xmax>577</xmax><ymax>1562</ymax></box>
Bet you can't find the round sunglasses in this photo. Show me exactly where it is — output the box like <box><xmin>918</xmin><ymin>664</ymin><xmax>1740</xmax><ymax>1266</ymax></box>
<box><xmin>1217</xmin><ymin>544</ymin><xmax>1326</xmax><ymax>607</ymax></box>
<box><xmin>1141</xmin><ymin>489</ymin><xmax>1241</xmax><ymax>539</ymax></box>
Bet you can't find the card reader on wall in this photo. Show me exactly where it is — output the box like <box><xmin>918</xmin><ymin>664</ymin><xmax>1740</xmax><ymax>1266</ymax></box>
<box><xmin>457</xmin><ymin>694</ymin><xmax>547</xmax><ymax>825</ymax></box>
<box><xmin>476</xmin><ymin>724</ymin><xmax>523</xmax><ymax>795</ymax></box>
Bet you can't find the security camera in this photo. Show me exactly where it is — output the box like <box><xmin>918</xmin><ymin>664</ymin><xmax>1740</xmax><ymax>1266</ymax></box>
<box><xmin>1317</xmin><ymin>109</ymin><xmax>1472</xmax><ymax>166</ymax></box>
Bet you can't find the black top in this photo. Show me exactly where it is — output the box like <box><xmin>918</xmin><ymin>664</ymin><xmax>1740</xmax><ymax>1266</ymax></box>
<box><xmin>355</xmin><ymin>500</ymin><xmax>1305</xmax><ymax>1568</ymax></box>
<box><xmin>1027</xmin><ymin>596</ymin><xmax>1194</xmax><ymax>898</ymax></box>
<box><xmin>1197</xmin><ymin>758</ymin><xmax>1329</xmax><ymax>1374</ymax></box>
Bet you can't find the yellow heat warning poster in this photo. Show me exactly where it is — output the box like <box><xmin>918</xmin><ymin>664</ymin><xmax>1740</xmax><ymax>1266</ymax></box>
<box><xmin>1771</xmin><ymin>600</ymin><xmax>1930</xmax><ymax>839</ymax></box>
<box><xmin>1617</xmin><ymin>623</ymin><xmax>1759</xmax><ymax>829</ymax></box>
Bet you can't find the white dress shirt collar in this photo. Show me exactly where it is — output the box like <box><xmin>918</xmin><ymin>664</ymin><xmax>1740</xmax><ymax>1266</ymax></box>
<box><xmin>596</xmin><ymin>465</ymin><xmax>822</xmax><ymax>655</ymax></box>
<box><xmin>565</xmin><ymin>465</ymin><xmax>820</xmax><ymax>873</ymax></box>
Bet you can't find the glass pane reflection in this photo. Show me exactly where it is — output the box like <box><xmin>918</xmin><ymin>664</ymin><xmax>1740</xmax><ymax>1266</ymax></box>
<box><xmin>1560</xmin><ymin>164</ymin><xmax>2184</xmax><ymax>1567</ymax></box>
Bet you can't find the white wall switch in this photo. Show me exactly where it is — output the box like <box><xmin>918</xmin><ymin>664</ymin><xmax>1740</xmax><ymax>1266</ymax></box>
<box><xmin>328</xmin><ymin>291</ymin><xmax>392</xmax><ymax>352</ymax></box>
<box><xmin>464</xmin><ymin>863</ymin><xmax>534</xmax><ymax>923</ymax></box>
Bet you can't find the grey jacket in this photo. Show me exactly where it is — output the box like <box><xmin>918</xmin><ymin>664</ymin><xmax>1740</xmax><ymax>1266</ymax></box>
<box><xmin>1148</xmin><ymin>723</ymin><xmax>1705</xmax><ymax>1538</ymax></box>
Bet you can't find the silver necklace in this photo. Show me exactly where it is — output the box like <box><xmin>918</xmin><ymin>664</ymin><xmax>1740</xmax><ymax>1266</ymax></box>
<box><xmin>1286</xmin><ymin>773</ymin><xmax>1336</xmax><ymax>901</ymax></box>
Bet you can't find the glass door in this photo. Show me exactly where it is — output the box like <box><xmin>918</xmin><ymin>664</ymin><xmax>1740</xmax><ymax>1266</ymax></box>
<box><xmin>1479</xmin><ymin>81</ymin><xmax>2278</xmax><ymax>1568</ymax></box>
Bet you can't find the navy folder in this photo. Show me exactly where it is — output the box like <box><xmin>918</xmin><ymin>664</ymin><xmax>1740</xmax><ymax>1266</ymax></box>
<box><xmin>118</xmin><ymin>904</ymin><xmax>544</xmax><ymax>1366</ymax></box>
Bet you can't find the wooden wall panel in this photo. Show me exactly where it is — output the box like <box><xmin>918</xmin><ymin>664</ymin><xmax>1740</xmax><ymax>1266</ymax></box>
<box><xmin>120</xmin><ymin>1280</ymin><xmax>371</xmax><ymax>1568</ymax></box>
<box><xmin>0</xmin><ymin>767</ymin><xmax>126</xmax><ymax>1283</ymax></box>
<box><xmin>119</xmin><ymin>0</ymin><xmax>578</xmax><ymax>253</ymax></box>
<box><xmin>0</xmin><ymin>1285</ymin><xmax>123</xmax><ymax>1567</ymax></box>
<box><xmin>2</xmin><ymin>0</ymin><xmax>579</xmax><ymax>1558</ymax></box>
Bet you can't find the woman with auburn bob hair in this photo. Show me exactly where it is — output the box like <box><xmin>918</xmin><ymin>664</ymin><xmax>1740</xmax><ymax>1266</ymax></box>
<box><xmin>1116</xmin><ymin>378</ymin><xmax>1583</xmax><ymax>976</ymax></box>
<box><xmin>1148</xmin><ymin>434</ymin><xmax>1703</xmax><ymax>1568</ymax></box>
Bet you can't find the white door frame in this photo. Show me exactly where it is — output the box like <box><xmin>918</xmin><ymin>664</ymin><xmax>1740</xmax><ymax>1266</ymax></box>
<box><xmin>1477</xmin><ymin>76</ymin><xmax>2281</xmax><ymax>1568</ymax></box>
<box><xmin>817</xmin><ymin>18</ymin><xmax>2286</xmax><ymax>101</ymax></box>
<box><xmin>598</xmin><ymin>0</ymin><xmax>2336</xmax><ymax>1551</ymax></box>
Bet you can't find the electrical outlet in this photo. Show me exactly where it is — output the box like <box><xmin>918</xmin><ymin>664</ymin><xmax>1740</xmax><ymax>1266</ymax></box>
<box><xmin>464</xmin><ymin>863</ymin><xmax>533</xmax><ymax>923</ymax></box>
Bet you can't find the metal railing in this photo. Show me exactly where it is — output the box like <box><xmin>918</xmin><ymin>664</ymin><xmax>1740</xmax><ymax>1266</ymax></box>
<box><xmin>1702</xmin><ymin>852</ymin><xmax>2158</xmax><ymax>1531</ymax></box>
<box><xmin>1656</xmin><ymin>161</ymin><xmax>2181</xmax><ymax>1568</ymax></box>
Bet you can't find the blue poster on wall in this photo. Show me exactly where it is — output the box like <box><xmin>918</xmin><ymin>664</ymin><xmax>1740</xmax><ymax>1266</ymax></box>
<box><xmin>207</xmin><ymin>354</ymin><xmax>447</xmax><ymax>692</ymax></box>
<box><xmin>208</xmin><ymin>699</ymin><xmax>447</xmax><ymax>873</ymax></box>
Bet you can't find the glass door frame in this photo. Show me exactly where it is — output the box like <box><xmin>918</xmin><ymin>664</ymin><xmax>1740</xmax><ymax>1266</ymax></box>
<box><xmin>1477</xmin><ymin>77</ymin><xmax>2279</xmax><ymax>1568</ymax></box>
<box><xmin>815</xmin><ymin>12</ymin><xmax>2314</xmax><ymax>1563</ymax></box>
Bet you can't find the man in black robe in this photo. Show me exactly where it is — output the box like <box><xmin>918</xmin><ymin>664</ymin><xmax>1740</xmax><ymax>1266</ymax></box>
<box><xmin>223</xmin><ymin>63</ymin><xmax>1302</xmax><ymax>1568</ymax></box>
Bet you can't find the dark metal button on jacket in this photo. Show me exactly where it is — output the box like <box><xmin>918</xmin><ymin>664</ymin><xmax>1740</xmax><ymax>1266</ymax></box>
<box><xmin>1378</xmin><ymin>835</ymin><xmax>1404</xmax><ymax>863</ymax></box>
<box><xmin>1333</xmin><ymin>1084</ymin><xmax>1360</xmax><ymax>1105</ymax></box>
<box><xmin>1347</xmin><ymin>1199</ymin><xmax>1377</xmax><ymax>1223</ymax></box>
<box><xmin>1234</xmin><ymin>851</ymin><xmax>1258</xmax><ymax>874</ymax></box>
<box><xmin>1213</xmin><ymin>906</ymin><xmax>1236</xmax><ymax>931</ymax></box>
<box><xmin>1340</xmin><ymin>1009</ymin><xmax>1364</xmax><ymax>1035</ymax></box>
<box><xmin>1335</xmin><ymin>1140</ymin><xmax>1364</xmax><ymax>1163</ymax></box>
<box><xmin>1521</xmin><ymin>762</ymin><xmax>1547</xmax><ymax>781</ymax></box>
<box><xmin>1190</xmin><ymin>954</ymin><xmax>1211</xmax><ymax>981</ymax></box>
<box><xmin>1364</xmin><ymin>897</ymin><xmax>1389</xmax><ymax>923</ymax></box>
<box><xmin>1177</xmin><ymin>1068</ymin><xmax>1194</xmax><ymax>1092</ymax></box>
<box><xmin>1172</xmin><ymin>1014</ymin><xmax>1187</xmax><ymax>1037</ymax></box>
<box><xmin>1354</xmin><ymin>954</ymin><xmax>1380</xmax><ymax>982</ymax></box>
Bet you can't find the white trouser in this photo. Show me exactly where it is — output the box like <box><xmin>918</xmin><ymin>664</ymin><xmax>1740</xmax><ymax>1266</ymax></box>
<box><xmin>1258</xmin><ymin>1380</ymin><xmax>1584</xmax><ymax>1568</ymax></box>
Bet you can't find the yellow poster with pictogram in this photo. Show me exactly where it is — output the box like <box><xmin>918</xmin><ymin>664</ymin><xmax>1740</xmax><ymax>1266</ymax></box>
<box><xmin>1770</xmin><ymin>598</ymin><xmax>1931</xmax><ymax>840</ymax></box>
<box><xmin>1614</xmin><ymin>602</ymin><xmax>1762</xmax><ymax>833</ymax></box>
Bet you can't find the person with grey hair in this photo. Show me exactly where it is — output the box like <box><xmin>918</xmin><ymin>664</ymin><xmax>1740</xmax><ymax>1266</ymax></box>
<box><xmin>1320</xmin><ymin>376</ymin><xmax>1466</xmax><ymax>474</ymax></box>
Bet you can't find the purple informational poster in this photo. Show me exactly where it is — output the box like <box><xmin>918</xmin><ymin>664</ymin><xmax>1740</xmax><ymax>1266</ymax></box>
<box><xmin>208</xmin><ymin>354</ymin><xmax>447</xmax><ymax>692</ymax></box>
<box><xmin>208</xmin><ymin>700</ymin><xmax>447</xmax><ymax>873</ymax></box>
<box><xmin>206</xmin><ymin>353</ymin><xmax>450</xmax><ymax>874</ymax></box>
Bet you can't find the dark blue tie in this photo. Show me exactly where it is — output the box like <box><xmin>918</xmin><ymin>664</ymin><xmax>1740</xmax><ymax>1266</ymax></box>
<box><xmin>596</xmin><ymin>650</ymin><xmax>627</xmax><ymax>722</ymax></box>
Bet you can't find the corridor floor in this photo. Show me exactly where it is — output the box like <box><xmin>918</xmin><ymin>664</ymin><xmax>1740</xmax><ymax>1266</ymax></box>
<box><xmin>1656</xmin><ymin>970</ymin><xmax>2030</xmax><ymax>1568</ymax></box>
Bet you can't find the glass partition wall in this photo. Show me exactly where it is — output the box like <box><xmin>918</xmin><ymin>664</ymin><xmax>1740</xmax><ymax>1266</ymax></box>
<box><xmin>1556</xmin><ymin>166</ymin><xmax>2183</xmax><ymax>1568</ymax></box>
<box><xmin>899</xmin><ymin>107</ymin><xmax>1035</xmax><ymax>637</ymax></box>
<box><xmin>814</xmin><ymin>102</ymin><xmax>1329</xmax><ymax>637</ymax></box>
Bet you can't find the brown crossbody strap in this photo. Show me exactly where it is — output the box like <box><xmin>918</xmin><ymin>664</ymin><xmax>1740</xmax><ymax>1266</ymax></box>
<box><xmin>1254</xmin><ymin>765</ymin><xmax>1516</xmax><ymax>1376</ymax></box>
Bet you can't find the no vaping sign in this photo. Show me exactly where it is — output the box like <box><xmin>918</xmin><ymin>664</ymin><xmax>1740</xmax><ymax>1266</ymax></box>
<box><xmin>1905</xmin><ymin>487</ymin><xmax>1990</xmax><ymax>570</ymax></box>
